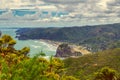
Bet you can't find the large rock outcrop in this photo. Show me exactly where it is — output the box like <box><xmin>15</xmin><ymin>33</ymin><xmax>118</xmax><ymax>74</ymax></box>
<box><xmin>55</xmin><ymin>43</ymin><xmax>90</xmax><ymax>57</ymax></box>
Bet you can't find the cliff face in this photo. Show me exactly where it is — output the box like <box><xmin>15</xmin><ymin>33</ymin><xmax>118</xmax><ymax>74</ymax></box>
<box><xmin>55</xmin><ymin>43</ymin><xmax>90</xmax><ymax>57</ymax></box>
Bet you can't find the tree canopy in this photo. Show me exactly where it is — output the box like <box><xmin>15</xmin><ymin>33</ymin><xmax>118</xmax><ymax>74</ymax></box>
<box><xmin>0</xmin><ymin>34</ymin><xmax>78</xmax><ymax>80</ymax></box>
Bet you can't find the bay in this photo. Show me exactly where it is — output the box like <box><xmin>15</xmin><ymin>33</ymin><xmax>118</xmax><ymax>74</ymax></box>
<box><xmin>0</xmin><ymin>28</ymin><xmax>57</xmax><ymax>57</ymax></box>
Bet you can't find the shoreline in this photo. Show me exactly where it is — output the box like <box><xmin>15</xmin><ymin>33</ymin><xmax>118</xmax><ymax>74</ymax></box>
<box><xmin>40</xmin><ymin>39</ymin><xmax>62</xmax><ymax>47</ymax></box>
<box><xmin>40</xmin><ymin>39</ymin><xmax>91</xmax><ymax>55</ymax></box>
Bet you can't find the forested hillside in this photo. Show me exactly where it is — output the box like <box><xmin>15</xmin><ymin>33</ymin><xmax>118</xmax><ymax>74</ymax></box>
<box><xmin>63</xmin><ymin>48</ymin><xmax>120</xmax><ymax>80</ymax></box>
<box><xmin>16</xmin><ymin>23</ymin><xmax>120</xmax><ymax>52</ymax></box>
<box><xmin>0</xmin><ymin>34</ymin><xmax>120</xmax><ymax>80</ymax></box>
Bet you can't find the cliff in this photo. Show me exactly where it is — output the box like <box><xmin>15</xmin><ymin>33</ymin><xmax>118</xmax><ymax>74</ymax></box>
<box><xmin>55</xmin><ymin>43</ymin><xmax>90</xmax><ymax>57</ymax></box>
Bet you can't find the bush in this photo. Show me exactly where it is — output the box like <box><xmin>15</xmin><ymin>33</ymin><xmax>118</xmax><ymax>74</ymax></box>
<box><xmin>0</xmin><ymin>34</ymin><xmax>78</xmax><ymax>80</ymax></box>
<box><xmin>94</xmin><ymin>67</ymin><xmax>119</xmax><ymax>80</ymax></box>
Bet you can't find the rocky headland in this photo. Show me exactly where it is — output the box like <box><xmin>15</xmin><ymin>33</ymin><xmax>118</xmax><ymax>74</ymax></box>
<box><xmin>55</xmin><ymin>43</ymin><xmax>91</xmax><ymax>58</ymax></box>
<box><xmin>39</xmin><ymin>40</ymin><xmax>91</xmax><ymax>58</ymax></box>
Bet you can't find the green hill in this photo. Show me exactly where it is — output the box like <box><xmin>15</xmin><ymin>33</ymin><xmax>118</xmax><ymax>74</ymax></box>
<box><xmin>16</xmin><ymin>23</ymin><xmax>120</xmax><ymax>52</ymax></box>
<box><xmin>0</xmin><ymin>34</ymin><xmax>120</xmax><ymax>80</ymax></box>
<box><xmin>63</xmin><ymin>48</ymin><xmax>120</xmax><ymax>80</ymax></box>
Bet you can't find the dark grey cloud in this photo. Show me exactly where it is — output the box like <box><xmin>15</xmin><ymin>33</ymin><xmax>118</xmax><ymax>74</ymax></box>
<box><xmin>107</xmin><ymin>0</ymin><xmax>120</xmax><ymax>11</ymax></box>
<box><xmin>107</xmin><ymin>0</ymin><xmax>120</xmax><ymax>6</ymax></box>
<box><xmin>42</xmin><ymin>0</ymin><xmax>89</xmax><ymax>12</ymax></box>
<box><xmin>29</xmin><ymin>0</ymin><xmax>37</xmax><ymax>3</ymax></box>
<box><xmin>43</xmin><ymin>0</ymin><xmax>86</xmax><ymax>4</ymax></box>
<box><xmin>105</xmin><ymin>0</ymin><xmax>120</xmax><ymax>18</ymax></box>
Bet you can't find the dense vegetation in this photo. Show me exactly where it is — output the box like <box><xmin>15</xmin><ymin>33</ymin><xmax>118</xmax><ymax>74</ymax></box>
<box><xmin>1</xmin><ymin>34</ymin><xmax>120</xmax><ymax>80</ymax></box>
<box><xmin>0</xmin><ymin>34</ymin><xmax>78</xmax><ymax>80</ymax></box>
<box><xmin>16</xmin><ymin>23</ymin><xmax>120</xmax><ymax>52</ymax></box>
<box><xmin>63</xmin><ymin>48</ymin><xmax>120</xmax><ymax>80</ymax></box>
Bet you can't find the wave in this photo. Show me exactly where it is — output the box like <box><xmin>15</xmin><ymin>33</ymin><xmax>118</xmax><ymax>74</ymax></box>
<box><xmin>1</xmin><ymin>29</ymin><xmax>56</xmax><ymax>57</ymax></box>
<box><xmin>34</xmin><ymin>40</ymin><xmax>39</xmax><ymax>43</ymax></box>
<box><xmin>31</xmin><ymin>45</ymin><xmax>41</xmax><ymax>48</ymax></box>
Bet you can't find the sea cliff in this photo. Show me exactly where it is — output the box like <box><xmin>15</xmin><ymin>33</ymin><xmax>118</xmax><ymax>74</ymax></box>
<box><xmin>55</xmin><ymin>43</ymin><xmax>91</xmax><ymax>57</ymax></box>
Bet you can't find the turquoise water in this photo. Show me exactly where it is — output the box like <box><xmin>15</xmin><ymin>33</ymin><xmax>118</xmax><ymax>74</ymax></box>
<box><xmin>0</xmin><ymin>28</ymin><xmax>56</xmax><ymax>57</ymax></box>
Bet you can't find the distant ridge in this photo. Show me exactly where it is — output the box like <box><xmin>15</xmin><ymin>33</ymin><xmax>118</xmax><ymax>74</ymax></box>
<box><xmin>16</xmin><ymin>23</ymin><xmax>120</xmax><ymax>52</ymax></box>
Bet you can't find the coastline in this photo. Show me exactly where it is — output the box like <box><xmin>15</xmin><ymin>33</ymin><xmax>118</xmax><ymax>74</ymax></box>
<box><xmin>40</xmin><ymin>39</ymin><xmax>91</xmax><ymax>56</ymax></box>
<box><xmin>40</xmin><ymin>39</ymin><xmax>62</xmax><ymax>47</ymax></box>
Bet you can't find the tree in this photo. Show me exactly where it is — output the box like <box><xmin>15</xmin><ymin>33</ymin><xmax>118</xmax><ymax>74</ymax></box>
<box><xmin>0</xmin><ymin>34</ymin><xmax>30</xmax><ymax>66</ymax></box>
<box><xmin>94</xmin><ymin>67</ymin><xmax>118</xmax><ymax>80</ymax></box>
<box><xmin>0</xmin><ymin>52</ymin><xmax>78</xmax><ymax>80</ymax></box>
<box><xmin>0</xmin><ymin>34</ymin><xmax>78</xmax><ymax>80</ymax></box>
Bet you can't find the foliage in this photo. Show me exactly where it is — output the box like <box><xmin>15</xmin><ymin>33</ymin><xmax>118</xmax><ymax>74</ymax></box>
<box><xmin>108</xmin><ymin>40</ymin><xmax>120</xmax><ymax>49</ymax></box>
<box><xmin>0</xmin><ymin>34</ymin><xmax>78</xmax><ymax>80</ymax></box>
<box><xmin>1</xmin><ymin>34</ymin><xmax>120</xmax><ymax>80</ymax></box>
<box><xmin>94</xmin><ymin>67</ymin><xmax>119</xmax><ymax>80</ymax></box>
<box><xmin>62</xmin><ymin>76</ymin><xmax>80</xmax><ymax>80</ymax></box>
<box><xmin>63</xmin><ymin>48</ymin><xmax>120</xmax><ymax>80</ymax></box>
<box><xmin>39</xmin><ymin>51</ymin><xmax>46</xmax><ymax>56</ymax></box>
<box><xmin>0</xmin><ymin>34</ymin><xmax>30</xmax><ymax>66</ymax></box>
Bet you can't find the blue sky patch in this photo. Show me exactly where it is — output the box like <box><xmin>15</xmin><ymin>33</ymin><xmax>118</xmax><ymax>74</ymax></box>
<box><xmin>12</xmin><ymin>9</ymin><xmax>36</xmax><ymax>16</ymax></box>
<box><xmin>0</xmin><ymin>10</ymin><xmax>7</xmax><ymax>15</ymax></box>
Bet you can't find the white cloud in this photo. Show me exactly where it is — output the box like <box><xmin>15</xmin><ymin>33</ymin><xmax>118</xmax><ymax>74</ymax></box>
<box><xmin>0</xmin><ymin>0</ymin><xmax>44</xmax><ymax>9</ymax></box>
<box><xmin>0</xmin><ymin>0</ymin><xmax>120</xmax><ymax>27</ymax></box>
<box><xmin>0</xmin><ymin>10</ymin><xmax>14</xmax><ymax>20</ymax></box>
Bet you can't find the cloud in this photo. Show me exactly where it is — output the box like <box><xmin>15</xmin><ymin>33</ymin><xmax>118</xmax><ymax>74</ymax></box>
<box><xmin>0</xmin><ymin>0</ymin><xmax>45</xmax><ymax>9</ymax></box>
<box><xmin>0</xmin><ymin>10</ymin><xmax>14</xmax><ymax>20</ymax></box>
<box><xmin>0</xmin><ymin>0</ymin><xmax>120</xmax><ymax>27</ymax></box>
<box><xmin>43</xmin><ymin>0</ymin><xmax>86</xmax><ymax>4</ymax></box>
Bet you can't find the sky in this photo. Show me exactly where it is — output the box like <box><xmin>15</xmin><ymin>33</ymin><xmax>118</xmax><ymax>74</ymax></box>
<box><xmin>0</xmin><ymin>0</ymin><xmax>120</xmax><ymax>27</ymax></box>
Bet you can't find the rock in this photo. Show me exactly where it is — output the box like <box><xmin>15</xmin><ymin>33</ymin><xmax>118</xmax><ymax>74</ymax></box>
<box><xmin>55</xmin><ymin>43</ymin><xmax>83</xmax><ymax>57</ymax></box>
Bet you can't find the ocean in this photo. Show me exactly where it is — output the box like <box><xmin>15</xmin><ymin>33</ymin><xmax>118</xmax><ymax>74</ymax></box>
<box><xmin>0</xmin><ymin>28</ymin><xmax>57</xmax><ymax>57</ymax></box>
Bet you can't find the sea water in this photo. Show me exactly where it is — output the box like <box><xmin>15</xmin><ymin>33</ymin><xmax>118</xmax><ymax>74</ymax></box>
<box><xmin>0</xmin><ymin>28</ymin><xmax>56</xmax><ymax>57</ymax></box>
